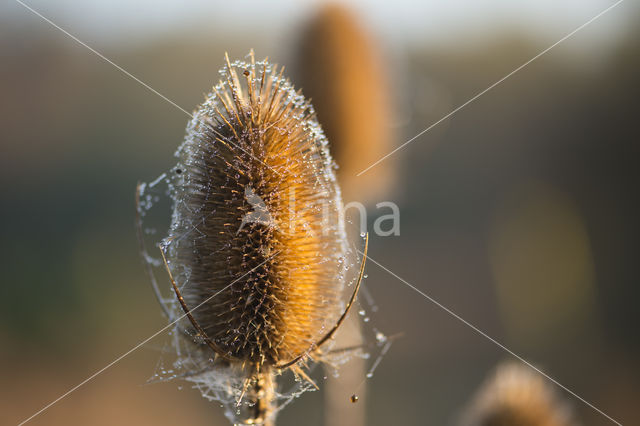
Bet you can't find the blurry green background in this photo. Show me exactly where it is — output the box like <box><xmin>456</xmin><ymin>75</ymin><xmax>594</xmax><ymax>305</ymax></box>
<box><xmin>1</xmin><ymin>1</ymin><xmax>639</xmax><ymax>425</ymax></box>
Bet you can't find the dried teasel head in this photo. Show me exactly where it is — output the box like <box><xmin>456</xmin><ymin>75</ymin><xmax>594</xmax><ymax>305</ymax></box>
<box><xmin>460</xmin><ymin>362</ymin><xmax>577</xmax><ymax>426</ymax></box>
<box><xmin>138</xmin><ymin>51</ymin><xmax>367</xmax><ymax>425</ymax></box>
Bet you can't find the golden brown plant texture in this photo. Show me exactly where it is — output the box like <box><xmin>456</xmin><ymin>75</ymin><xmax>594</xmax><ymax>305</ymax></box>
<box><xmin>294</xmin><ymin>3</ymin><xmax>395</xmax><ymax>203</ymax></box>
<box><xmin>293</xmin><ymin>5</ymin><xmax>396</xmax><ymax>426</ymax></box>
<box><xmin>460</xmin><ymin>362</ymin><xmax>577</xmax><ymax>426</ymax></box>
<box><xmin>137</xmin><ymin>52</ymin><xmax>366</xmax><ymax>425</ymax></box>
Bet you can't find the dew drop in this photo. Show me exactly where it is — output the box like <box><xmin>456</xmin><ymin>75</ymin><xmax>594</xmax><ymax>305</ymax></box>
<box><xmin>350</xmin><ymin>394</ymin><xmax>359</xmax><ymax>403</ymax></box>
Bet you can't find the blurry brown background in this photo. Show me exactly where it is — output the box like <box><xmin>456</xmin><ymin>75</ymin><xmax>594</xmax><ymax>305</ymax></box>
<box><xmin>1</xmin><ymin>1</ymin><xmax>639</xmax><ymax>425</ymax></box>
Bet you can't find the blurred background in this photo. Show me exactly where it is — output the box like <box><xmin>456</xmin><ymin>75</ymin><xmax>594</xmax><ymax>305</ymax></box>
<box><xmin>1</xmin><ymin>0</ymin><xmax>638</xmax><ymax>425</ymax></box>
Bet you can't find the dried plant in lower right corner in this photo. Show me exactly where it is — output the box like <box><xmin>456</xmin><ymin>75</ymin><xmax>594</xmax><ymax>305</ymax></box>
<box><xmin>459</xmin><ymin>362</ymin><xmax>578</xmax><ymax>426</ymax></box>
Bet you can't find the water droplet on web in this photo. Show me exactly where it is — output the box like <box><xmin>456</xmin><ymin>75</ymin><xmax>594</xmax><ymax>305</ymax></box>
<box><xmin>375</xmin><ymin>332</ymin><xmax>387</xmax><ymax>343</ymax></box>
<box><xmin>358</xmin><ymin>309</ymin><xmax>366</xmax><ymax>316</ymax></box>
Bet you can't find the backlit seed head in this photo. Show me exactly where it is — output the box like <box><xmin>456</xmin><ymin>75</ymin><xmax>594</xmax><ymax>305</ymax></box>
<box><xmin>460</xmin><ymin>362</ymin><xmax>576</xmax><ymax>426</ymax></box>
<box><xmin>165</xmin><ymin>52</ymin><xmax>349</xmax><ymax>368</ymax></box>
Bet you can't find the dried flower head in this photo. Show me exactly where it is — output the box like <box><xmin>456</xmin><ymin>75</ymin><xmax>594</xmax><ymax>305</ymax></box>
<box><xmin>137</xmin><ymin>51</ymin><xmax>367</xmax><ymax>425</ymax></box>
<box><xmin>460</xmin><ymin>362</ymin><xmax>577</xmax><ymax>426</ymax></box>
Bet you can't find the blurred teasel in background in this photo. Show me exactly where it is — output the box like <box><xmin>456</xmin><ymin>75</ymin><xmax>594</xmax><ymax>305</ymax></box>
<box><xmin>293</xmin><ymin>3</ymin><xmax>396</xmax><ymax>205</ymax></box>
<box><xmin>460</xmin><ymin>362</ymin><xmax>577</xmax><ymax>426</ymax></box>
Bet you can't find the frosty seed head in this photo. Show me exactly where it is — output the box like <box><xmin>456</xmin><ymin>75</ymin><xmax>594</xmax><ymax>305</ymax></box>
<box><xmin>165</xmin><ymin>52</ymin><xmax>348</xmax><ymax>368</ymax></box>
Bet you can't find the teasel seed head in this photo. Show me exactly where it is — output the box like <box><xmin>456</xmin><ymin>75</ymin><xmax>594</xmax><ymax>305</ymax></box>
<box><xmin>460</xmin><ymin>362</ymin><xmax>577</xmax><ymax>426</ymax></box>
<box><xmin>165</xmin><ymin>51</ymin><xmax>350</xmax><ymax>371</ymax></box>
